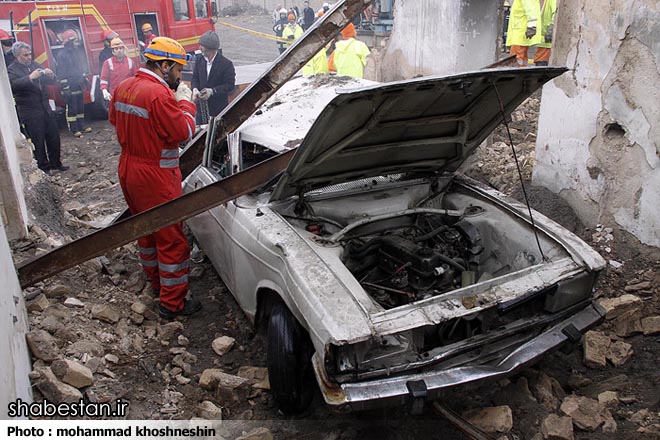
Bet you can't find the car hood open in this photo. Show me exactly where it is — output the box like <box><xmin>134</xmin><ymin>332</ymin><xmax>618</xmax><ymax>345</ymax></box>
<box><xmin>270</xmin><ymin>67</ymin><xmax>566</xmax><ymax>202</ymax></box>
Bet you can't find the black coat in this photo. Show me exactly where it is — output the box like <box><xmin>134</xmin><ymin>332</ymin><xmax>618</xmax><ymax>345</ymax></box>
<box><xmin>4</xmin><ymin>51</ymin><xmax>15</xmax><ymax>67</ymax></box>
<box><xmin>191</xmin><ymin>50</ymin><xmax>236</xmax><ymax>117</ymax></box>
<box><xmin>8</xmin><ymin>61</ymin><xmax>54</xmax><ymax>117</ymax></box>
<box><xmin>303</xmin><ymin>6</ymin><xmax>315</xmax><ymax>29</ymax></box>
<box><xmin>56</xmin><ymin>44</ymin><xmax>86</xmax><ymax>89</ymax></box>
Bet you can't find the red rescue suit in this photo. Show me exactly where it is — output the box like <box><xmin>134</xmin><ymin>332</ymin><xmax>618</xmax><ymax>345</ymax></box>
<box><xmin>109</xmin><ymin>68</ymin><xmax>196</xmax><ymax>312</ymax></box>
<box><xmin>100</xmin><ymin>56</ymin><xmax>137</xmax><ymax>95</ymax></box>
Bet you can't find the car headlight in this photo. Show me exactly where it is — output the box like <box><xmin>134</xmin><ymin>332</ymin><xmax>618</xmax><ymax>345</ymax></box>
<box><xmin>331</xmin><ymin>331</ymin><xmax>415</xmax><ymax>376</ymax></box>
<box><xmin>544</xmin><ymin>271</ymin><xmax>598</xmax><ymax>313</ymax></box>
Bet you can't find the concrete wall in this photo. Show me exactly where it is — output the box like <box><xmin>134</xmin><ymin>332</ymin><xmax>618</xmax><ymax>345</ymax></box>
<box><xmin>380</xmin><ymin>0</ymin><xmax>502</xmax><ymax>81</ymax></box>
<box><xmin>533</xmin><ymin>1</ymin><xmax>660</xmax><ymax>248</ymax></box>
<box><xmin>0</xmin><ymin>55</ymin><xmax>29</xmax><ymax>241</ymax></box>
<box><xmin>0</xmin><ymin>217</ymin><xmax>32</xmax><ymax>418</ymax></box>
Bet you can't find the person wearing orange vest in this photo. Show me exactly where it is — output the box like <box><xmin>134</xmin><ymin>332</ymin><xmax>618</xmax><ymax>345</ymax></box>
<box><xmin>109</xmin><ymin>37</ymin><xmax>200</xmax><ymax>319</ymax></box>
<box><xmin>328</xmin><ymin>23</ymin><xmax>370</xmax><ymax>78</ymax></box>
<box><xmin>100</xmin><ymin>38</ymin><xmax>137</xmax><ymax>101</ymax></box>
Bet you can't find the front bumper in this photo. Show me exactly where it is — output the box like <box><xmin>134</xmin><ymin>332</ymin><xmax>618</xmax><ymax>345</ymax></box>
<box><xmin>314</xmin><ymin>303</ymin><xmax>605</xmax><ymax>411</ymax></box>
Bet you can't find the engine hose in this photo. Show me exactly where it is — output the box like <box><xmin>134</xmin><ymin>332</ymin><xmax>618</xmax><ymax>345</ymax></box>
<box><xmin>414</xmin><ymin>225</ymin><xmax>447</xmax><ymax>243</ymax></box>
<box><xmin>349</xmin><ymin>238</ymin><xmax>384</xmax><ymax>258</ymax></box>
<box><xmin>436</xmin><ymin>253</ymin><xmax>467</xmax><ymax>272</ymax></box>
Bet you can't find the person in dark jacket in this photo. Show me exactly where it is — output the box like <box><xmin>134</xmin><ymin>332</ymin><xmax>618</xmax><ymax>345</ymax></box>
<box><xmin>1</xmin><ymin>29</ymin><xmax>15</xmax><ymax>67</ymax></box>
<box><xmin>302</xmin><ymin>1</ymin><xmax>315</xmax><ymax>30</ymax></box>
<box><xmin>8</xmin><ymin>42</ymin><xmax>67</xmax><ymax>173</ymax></box>
<box><xmin>273</xmin><ymin>8</ymin><xmax>288</xmax><ymax>54</ymax></box>
<box><xmin>98</xmin><ymin>29</ymin><xmax>118</xmax><ymax>70</ymax></box>
<box><xmin>56</xmin><ymin>29</ymin><xmax>91</xmax><ymax>137</ymax></box>
<box><xmin>191</xmin><ymin>31</ymin><xmax>236</xmax><ymax>125</ymax></box>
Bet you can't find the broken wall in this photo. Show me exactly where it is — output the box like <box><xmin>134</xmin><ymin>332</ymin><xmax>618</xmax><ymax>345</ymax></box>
<box><xmin>533</xmin><ymin>1</ymin><xmax>660</xmax><ymax>248</ymax></box>
<box><xmin>380</xmin><ymin>0</ymin><xmax>501</xmax><ymax>81</ymax></box>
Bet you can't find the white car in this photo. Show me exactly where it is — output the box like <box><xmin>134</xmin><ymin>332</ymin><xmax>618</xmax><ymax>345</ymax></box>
<box><xmin>184</xmin><ymin>68</ymin><xmax>606</xmax><ymax>414</ymax></box>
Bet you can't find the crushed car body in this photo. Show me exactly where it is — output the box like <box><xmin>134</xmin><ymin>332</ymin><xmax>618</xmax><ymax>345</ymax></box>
<box><xmin>183</xmin><ymin>67</ymin><xmax>607</xmax><ymax>413</ymax></box>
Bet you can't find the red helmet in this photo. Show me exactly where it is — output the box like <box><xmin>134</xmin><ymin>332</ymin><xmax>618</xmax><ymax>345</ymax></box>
<box><xmin>0</xmin><ymin>29</ymin><xmax>12</xmax><ymax>42</ymax></box>
<box><xmin>61</xmin><ymin>29</ymin><xmax>78</xmax><ymax>43</ymax></box>
<box><xmin>100</xmin><ymin>29</ymin><xmax>118</xmax><ymax>41</ymax></box>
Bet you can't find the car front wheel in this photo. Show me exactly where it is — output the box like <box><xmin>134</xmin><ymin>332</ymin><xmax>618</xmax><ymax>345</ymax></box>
<box><xmin>267</xmin><ymin>300</ymin><xmax>315</xmax><ymax>414</ymax></box>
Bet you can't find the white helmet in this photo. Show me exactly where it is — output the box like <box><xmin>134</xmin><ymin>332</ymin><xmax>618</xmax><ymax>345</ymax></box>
<box><xmin>279</xmin><ymin>8</ymin><xmax>287</xmax><ymax>14</ymax></box>
<box><xmin>323</xmin><ymin>2</ymin><xmax>330</xmax><ymax>7</ymax></box>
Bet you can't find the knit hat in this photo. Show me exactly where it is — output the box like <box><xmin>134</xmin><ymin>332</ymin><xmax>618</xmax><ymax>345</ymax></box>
<box><xmin>199</xmin><ymin>30</ymin><xmax>220</xmax><ymax>50</ymax></box>
<box><xmin>341</xmin><ymin>23</ymin><xmax>356</xmax><ymax>39</ymax></box>
<box><xmin>288</xmin><ymin>13</ymin><xmax>296</xmax><ymax>21</ymax></box>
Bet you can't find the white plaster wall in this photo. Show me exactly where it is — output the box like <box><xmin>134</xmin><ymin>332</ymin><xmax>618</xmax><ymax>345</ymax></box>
<box><xmin>534</xmin><ymin>0</ymin><xmax>660</xmax><ymax>247</ymax></box>
<box><xmin>0</xmin><ymin>219</ymin><xmax>32</xmax><ymax>418</ymax></box>
<box><xmin>381</xmin><ymin>0</ymin><xmax>501</xmax><ymax>80</ymax></box>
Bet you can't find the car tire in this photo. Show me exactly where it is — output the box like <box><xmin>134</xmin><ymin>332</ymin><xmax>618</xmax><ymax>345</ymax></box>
<box><xmin>267</xmin><ymin>300</ymin><xmax>315</xmax><ymax>415</ymax></box>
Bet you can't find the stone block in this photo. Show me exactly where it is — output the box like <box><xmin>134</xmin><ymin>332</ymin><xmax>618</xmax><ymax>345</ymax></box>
<box><xmin>50</xmin><ymin>359</ymin><xmax>94</xmax><ymax>388</ymax></box>
<box><xmin>541</xmin><ymin>414</ymin><xmax>574</xmax><ymax>440</ymax></box>
<box><xmin>463</xmin><ymin>406</ymin><xmax>513</xmax><ymax>433</ymax></box>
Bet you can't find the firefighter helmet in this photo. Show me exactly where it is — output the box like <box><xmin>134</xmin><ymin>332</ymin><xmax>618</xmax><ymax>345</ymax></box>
<box><xmin>61</xmin><ymin>29</ymin><xmax>78</xmax><ymax>43</ymax></box>
<box><xmin>142</xmin><ymin>23</ymin><xmax>153</xmax><ymax>33</ymax></box>
<box><xmin>100</xmin><ymin>29</ymin><xmax>118</xmax><ymax>41</ymax></box>
<box><xmin>110</xmin><ymin>37</ymin><xmax>125</xmax><ymax>49</ymax></box>
<box><xmin>0</xmin><ymin>29</ymin><xmax>13</xmax><ymax>42</ymax></box>
<box><xmin>144</xmin><ymin>37</ymin><xmax>188</xmax><ymax>65</ymax></box>
<box><xmin>279</xmin><ymin>8</ymin><xmax>287</xmax><ymax>14</ymax></box>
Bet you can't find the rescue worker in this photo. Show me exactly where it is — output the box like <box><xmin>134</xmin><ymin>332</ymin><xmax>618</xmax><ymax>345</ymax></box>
<box><xmin>108</xmin><ymin>37</ymin><xmax>200</xmax><ymax>319</ymax></box>
<box><xmin>282</xmin><ymin>13</ymin><xmax>304</xmax><ymax>50</ymax></box>
<box><xmin>530</xmin><ymin>0</ymin><xmax>557</xmax><ymax>66</ymax></box>
<box><xmin>273</xmin><ymin>8</ymin><xmax>288</xmax><ymax>54</ymax></box>
<box><xmin>141</xmin><ymin>23</ymin><xmax>157</xmax><ymax>47</ymax></box>
<box><xmin>505</xmin><ymin>0</ymin><xmax>540</xmax><ymax>67</ymax></box>
<box><xmin>100</xmin><ymin>38</ymin><xmax>137</xmax><ymax>101</ymax></box>
<box><xmin>98</xmin><ymin>29</ymin><xmax>119</xmax><ymax>68</ymax></box>
<box><xmin>328</xmin><ymin>23</ymin><xmax>370</xmax><ymax>78</ymax></box>
<box><xmin>0</xmin><ymin>29</ymin><xmax>15</xmax><ymax>67</ymax></box>
<box><xmin>191</xmin><ymin>30</ymin><xmax>236</xmax><ymax>124</ymax></box>
<box><xmin>56</xmin><ymin>29</ymin><xmax>91</xmax><ymax>137</ymax></box>
<box><xmin>302</xmin><ymin>11</ymin><xmax>329</xmax><ymax>76</ymax></box>
<box><xmin>8</xmin><ymin>41</ymin><xmax>67</xmax><ymax>173</ymax></box>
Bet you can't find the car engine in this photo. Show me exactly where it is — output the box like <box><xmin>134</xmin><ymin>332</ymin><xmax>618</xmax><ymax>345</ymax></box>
<box><xmin>342</xmin><ymin>214</ymin><xmax>484</xmax><ymax>309</ymax></box>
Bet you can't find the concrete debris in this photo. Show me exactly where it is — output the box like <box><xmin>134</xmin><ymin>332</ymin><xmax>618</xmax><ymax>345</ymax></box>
<box><xmin>32</xmin><ymin>367</ymin><xmax>83</xmax><ymax>403</ymax></box>
<box><xmin>63</xmin><ymin>297</ymin><xmax>85</xmax><ymax>308</ymax></box>
<box><xmin>158</xmin><ymin>322</ymin><xmax>184</xmax><ymax>340</ymax></box>
<box><xmin>66</xmin><ymin>339</ymin><xmax>104</xmax><ymax>357</ymax></box>
<box><xmin>199</xmin><ymin>369</ymin><xmax>226</xmax><ymax>390</ymax></box>
<box><xmin>597</xmin><ymin>391</ymin><xmax>619</xmax><ymax>406</ymax></box>
<box><xmin>177</xmin><ymin>335</ymin><xmax>190</xmax><ymax>346</ymax></box>
<box><xmin>541</xmin><ymin>414</ymin><xmax>574</xmax><ymax>440</ymax></box>
<box><xmin>606</xmin><ymin>340</ymin><xmax>633</xmax><ymax>367</ymax></box>
<box><xmin>608</xmin><ymin>260</ymin><xmax>623</xmax><ymax>269</ymax></box>
<box><xmin>463</xmin><ymin>406</ymin><xmax>513</xmax><ymax>433</ymax></box>
<box><xmin>212</xmin><ymin>336</ymin><xmax>236</xmax><ymax>356</ymax></box>
<box><xmin>50</xmin><ymin>359</ymin><xmax>94</xmax><ymax>388</ymax></box>
<box><xmin>613</xmin><ymin>308</ymin><xmax>643</xmax><ymax>337</ymax></box>
<box><xmin>598</xmin><ymin>294</ymin><xmax>642</xmax><ymax>320</ymax></box>
<box><xmin>235</xmin><ymin>427</ymin><xmax>273</xmax><ymax>440</ymax></box>
<box><xmin>175</xmin><ymin>374</ymin><xmax>191</xmax><ymax>385</ymax></box>
<box><xmin>237</xmin><ymin>366</ymin><xmax>270</xmax><ymax>390</ymax></box>
<box><xmin>624</xmin><ymin>281</ymin><xmax>651</xmax><ymax>292</ymax></box>
<box><xmin>559</xmin><ymin>395</ymin><xmax>615</xmax><ymax>432</ymax></box>
<box><xmin>630</xmin><ymin>409</ymin><xmax>650</xmax><ymax>425</ymax></box>
<box><xmin>125</xmin><ymin>271</ymin><xmax>146</xmax><ymax>293</ymax></box>
<box><xmin>189</xmin><ymin>266</ymin><xmax>205</xmax><ymax>279</ymax></box>
<box><xmin>91</xmin><ymin>304</ymin><xmax>120</xmax><ymax>323</ymax></box>
<box><xmin>197</xmin><ymin>400</ymin><xmax>222</xmax><ymax>420</ymax></box>
<box><xmin>26</xmin><ymin>294</ymin><xmax>50</xmax><ymax>312</ymax></box>
<box><xmin>44</xmin><ymin>284</ymin><xmax>72</xmax><ymax>298</ymax></box>
<box><xmin>583</xmin><ymin>331</ymin><xmax>610</xmax><ymax>368</ymax></box>
<box><xmin>641</xmin><ymin>316</ymin><xmax>660</xmax><ymax>335</ymax></box>
<box><xmin>26</xmin><ymin>329</ymin><xmax>60</xmax><ymax>361</ymax></box>
<box><xmin>86</xmin><ymin>357</ymin><xmax>105</xmax><ymax>373</ymax></box>
<box><xmin>531</xmin><ymin>372</ymin><xmax>565</xmax><ymax>411</ymax></box>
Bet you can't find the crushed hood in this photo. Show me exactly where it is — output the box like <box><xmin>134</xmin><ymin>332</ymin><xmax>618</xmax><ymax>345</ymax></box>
<box><xmin>270</xmin><ymin>67</ymin><xmax>566</xmax><ymax>202</ymax></box>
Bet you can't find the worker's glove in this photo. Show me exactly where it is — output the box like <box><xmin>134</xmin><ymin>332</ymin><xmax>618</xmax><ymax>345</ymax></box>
<box><xmin>287</xmin><ymin>35</ymin><xmax>295</xmax><ymax>40</ymax></box>
<box><xmin>545</xmin><ymin>23</ymin><xmax>554</xmax><ymax>43</ymax></box>
<box><xmin>192</xmin><ymin>88</ymin><xmax>200</xmax><ymax>100</ymax></box>
<box><xmin>174</xmin><ymin>82</ymin><xmax>193</xmax><ymax>103</ymax></box>
<box><xmin>102</xmin><ymin>89</ymin><xmax>112</xmax><ymax>101</ymax></box>
<box><xmin>199</xmin><ymin>88</ymin><xmax>214</xmax><ymax>101</ymax></box>
<box><xmin>525</xmin><ymin>26</ymin><xmax>537</xmax><ymax>39</ymax></box>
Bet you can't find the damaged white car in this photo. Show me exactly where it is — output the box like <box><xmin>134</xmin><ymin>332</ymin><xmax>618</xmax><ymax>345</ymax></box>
<box><xmin>184</xmin><ymin>68</ymin><xmax>606</xmax><ymax>414</ymax></box>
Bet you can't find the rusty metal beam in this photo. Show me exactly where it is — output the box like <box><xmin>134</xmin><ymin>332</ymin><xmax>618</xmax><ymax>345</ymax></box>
<box><xmin>18</xmin><ymin>150</ymin><xmax>295</xmax><ymax>288</ymax></box>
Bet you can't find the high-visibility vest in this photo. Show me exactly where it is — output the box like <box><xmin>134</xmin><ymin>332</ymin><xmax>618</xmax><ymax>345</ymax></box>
<box><xmin>332</xmin><ymin>38</ymin><xmax>370</xmax><ymax>79</ymax></box>
<box><xmin>506</xmin><ymin>0</ymin><xmax>540</xmax><ymax>47</ymax></box>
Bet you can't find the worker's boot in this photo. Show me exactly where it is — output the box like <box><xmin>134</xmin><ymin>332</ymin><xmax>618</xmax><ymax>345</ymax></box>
<box><xmin>159</xmin><ymin>298</ymin><xmax>202</xmax><ymax>320</ymax></box>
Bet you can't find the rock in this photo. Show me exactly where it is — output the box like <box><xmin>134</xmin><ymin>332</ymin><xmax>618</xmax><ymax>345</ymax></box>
<box><xmin>86</xmin><ymin>357</ymin><xmax>105</xmax><ymax>373</ymax></box>
<box><xmin>235</xmin><ymin>427</ymin><xmax>273</xmax><ymax>440</ymax></box>
<box><xmin>630</xmin><ymin>409</ymin><xmax>650</xmax><ymax>425</ymax></box>
<box><xmin>26</xmin><ymin>329</ymin><xmax>60</xmax><ymax>361</ymax></box>
<box><xmin>597</xmin><ymin>391</ymin><xmax>619</xmax><ymax>406</ymax></box>
<box><xmin>130</xmin><ymin>313</ymin><xmax>144</xmax><ymax>325</ymax></box>
<box><xmin>212</xmin><ymin>336</ymin><xmax>236</xmax><ymax>356</ymax></box>
<box><xmin>125</xmin><ymin>271</ymin><xmax>146</xmax><ymax>293</ymax></box>
<box><xmin>598</xmin><ymin>295</ymin><xmax>642</xmax><ymax>320</ymax></box>
<box><xmin>177</xmin><ymin>335</ymin><xmax>189</xmax><ymax>346</ymax></box>
<box><xmin>63</xmin><ymin>297</ymin><xmax>85</xmax><ymax>308</ymax></box>
<box><xmin>91</xmin><ymin>304</ymin><xmax>120</xmax><ymax>323</ymax></box>
<box><xmin>175</xmin><ymin>374</ymin><xmax>191</xmax><ymax>385</ymax></box>
<box><xmin>50</xmin><ymin>359</ymin><xmax>94</xmax><ymax>388</ymax></box>
<box><xmin>199</xmin><ymin>369</ymin><xmax>225</xmax><ymax>390</ymax></box>
<box><xmin>40</xmin><ymin>315</ymin><xmax>65</xmax><ymax>334</ymax></box>
<box><xmin>32</xmin><ymin>367</ymin><xmax>83</xmax><ymax>403</ymax></box>
<box><xmin>463</xmin><ymin>406</ymin><xmax>513</xmax><ymax>433</ymax></box>
<box><xmin>613</xmin><ymin>309</ymin><xmax>643</xmax><ymax>337</ymax></box>
<box><xmin>158</xmin><ymin>322</ymin><xmax>184</xmax><ymax>340</ymax></box>
<box><xmin>602</xmin><ymin>413</ymin><xmax>618</xmax><ymax>433</ymax></box>
<box><xmin>624</xmin><ymin>281</ymin><xmax>651</xmax><ymax>292</ymax></box>
<box><xmin>530</xmin><ymin>372</ymin><xmax>564</xmax><ymax>411</ymax></box>
<box><xmin>583</xmin><ymin>331</ymin><xmax>610</xmax><ymax>368</ymax></box>
<box><xmin>641</xmin><ymin>316</ymin><xmax>660</xmax><ymax>335</ymax></box>
<box><xmin>27</xmin><ymin>294</ymin><xmax>50</xmax><ymax>312</ymax></box>
<box><xmin>181</xmin><ymin>351</ymin><xmax>197</xmax><ymax>364</ymax></box>
<box><xmin>560</xmin><ymin>395</ymin><xmax>610</xmax><ymax>431</ymax></box>
<box><xmin>189</xmin><ymin>266</ymin><xmax>205</xmax><ymax>279</ymax></box>
<box><xmin>237</xmin><ymin>366</ymin><xmax>270</xmax><ymax>390</ymax></box>
<box><xmin>541</xmin><ymin>414</ymin><xmax>574</xmax><ymax>440</ymax></box>
<box><xmin>66</xmin><ymin>339</ymin><xmax>104</xmax><ymax>357</ymax></box>
<box><xmin>619</xmin><ymin>395</ymin><xmax>638</xmax><ymax>404</ymax></box>
<box><xmin>197</xmin><ymin>400</ymin><xmax>222</xmax><ymax>420</ymax></box>
<box><xmin>44</xmin><ymin>284</ymin><xmax>72</xmax><ymax>298</ymax></box>
<box><xmin>130</xmin><ymin>301</ymin><xmax>147</xmax><ymax>315</ymax></box>
<box><xmin>566</xmin><ymin>374</ymin><xmax>591</xmax><ymax>390</ymax></box>
<box><xmin>606</xmin><ymin>340</ymin><xmax>633</xmax><ymax>367</ymax></box>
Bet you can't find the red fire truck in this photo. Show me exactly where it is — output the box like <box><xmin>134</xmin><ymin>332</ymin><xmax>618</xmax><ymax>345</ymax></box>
<box><xmin>0</xmin><ymin>0</ymin><xmax>219</xmax><ymax>116</ymax></box>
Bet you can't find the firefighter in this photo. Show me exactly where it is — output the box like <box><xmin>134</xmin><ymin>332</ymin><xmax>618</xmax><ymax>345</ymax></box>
<box><xmin>272</xmin><ymin>8</ymin><xmax>288</xmax><ymax>54</ymax></box>
<box><xmin>282</xmin><ymin>13</ymin><xmax>304</xmax><ymax>50</ymax></box>
<box><xmin>505</xmin><ymin>0</ymin><xmax>540</xmax><ymax>67</ymax></box>
<box><xmin>98</xmin><ymin>29</ymin><xmax>119</xmax><ymax>68</ymax></box>
<box><xmin>56</xmin><ymin>29</ymin><xmax>91</xmax><ymax>137</ymax></box>
<box><xmin>100</xmin><ymin>38</ymin><xmax>137</xmax><ymax>101</ymax></box>
<box><xmin>0</xmin><ymin>29</ymin><xmax>15</xmax><ymax>67</ymax></box>
<box><xmin>108</xmin><ymin>37</ymin><xmax>201</xmax><ymax>319</ymax></box>
<box><xmin>141</xmin><ymin>23</ymin><xmax>157</xmax><ymax>47</ymax></box>
<box><xmin>328</xmin><ymin>23</ymin><xmax>370</xmax><ymax>78</ymax></box>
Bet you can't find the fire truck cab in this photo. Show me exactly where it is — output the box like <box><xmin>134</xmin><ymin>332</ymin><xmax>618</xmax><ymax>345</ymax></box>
<box><xmin>0</xmin><ymin>0</ymin><xmax>218</xmax><ymax>118</ymax></box>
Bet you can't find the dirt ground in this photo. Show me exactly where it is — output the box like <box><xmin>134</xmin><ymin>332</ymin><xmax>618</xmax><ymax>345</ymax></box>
<box><xmin>10</xmin><ymin>10</ymin><xmax>659</xmax><ymax>440</ymax></box>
